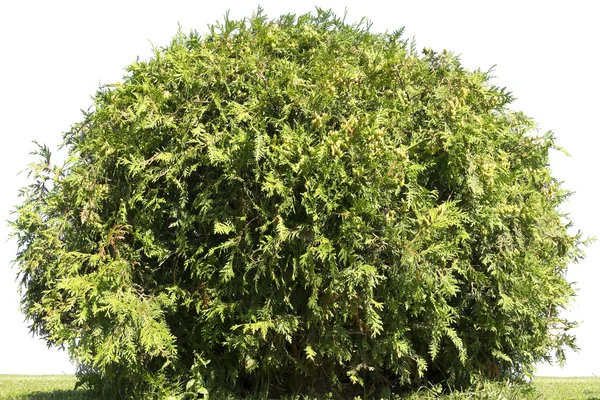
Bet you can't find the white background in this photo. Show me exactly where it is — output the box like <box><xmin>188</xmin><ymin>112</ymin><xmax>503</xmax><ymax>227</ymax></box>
<box><xmin>0</xmin><ymin>0</ymin><xmax>598</xmax><ymax>376</ymax></box>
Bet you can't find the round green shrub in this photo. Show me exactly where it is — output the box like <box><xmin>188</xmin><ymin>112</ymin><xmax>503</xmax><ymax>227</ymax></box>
<box><xmin>12</xmin><ymin>8</ymin><xmax>585</xmax><ymax>399</ymax></box>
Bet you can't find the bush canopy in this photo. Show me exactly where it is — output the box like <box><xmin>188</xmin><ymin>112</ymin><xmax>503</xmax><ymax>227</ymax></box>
<box><xmin>11</xmin><ymin>8</ymin><xmax>586</xmax><ymax>399</ymax></box>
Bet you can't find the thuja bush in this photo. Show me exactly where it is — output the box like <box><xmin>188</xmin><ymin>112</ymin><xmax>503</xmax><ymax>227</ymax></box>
<box><xmin>12</xmin><ymin>8</ymin><xmax>586</xmax><ymax>399</ymax></box>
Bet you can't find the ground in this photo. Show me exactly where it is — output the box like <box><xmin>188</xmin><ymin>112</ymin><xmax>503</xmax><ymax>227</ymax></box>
<box><xmin>0</xmin><ymin>375</ymin><xmax>84</xmax><ymax>400</ymax></box>
<box><xmin>534</xmin><ymin>377</ymin><xmax>600</xmax><ymax>400</ymax></box>
<box><xmin>1</xmin><ymin>375</ymin><xmax>600</xmax><ymax>399</ymax></box>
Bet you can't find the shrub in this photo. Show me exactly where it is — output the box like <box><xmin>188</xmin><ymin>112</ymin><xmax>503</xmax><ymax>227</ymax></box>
<box><xmin>11</xmin><ymin>8</ymin><xmax>586</xmax><ymax>399</ymax></box>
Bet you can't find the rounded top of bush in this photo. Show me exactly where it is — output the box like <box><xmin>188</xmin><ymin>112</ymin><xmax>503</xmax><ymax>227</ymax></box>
<box><xmin>13</xmin><ymin>8</ymin><xmax>583</xmax><ymax>399</ymax></box>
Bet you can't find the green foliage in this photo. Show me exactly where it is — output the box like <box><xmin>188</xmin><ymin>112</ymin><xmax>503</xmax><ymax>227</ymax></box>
<box><xmin>11</xmin><ymin>8</ymin><xmax>587</xmax><ymax>399</ymax></box>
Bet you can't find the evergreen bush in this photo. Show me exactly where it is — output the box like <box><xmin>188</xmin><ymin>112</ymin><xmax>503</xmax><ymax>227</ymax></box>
<box><xmin>11</xmin><ymin>8</ymin><xmax>586</xmax><ymax>399</ymax></box>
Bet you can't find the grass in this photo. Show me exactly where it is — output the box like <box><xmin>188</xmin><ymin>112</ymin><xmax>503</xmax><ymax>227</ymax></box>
<box><xmin>0</xmin><ymin>375</ymin><xmax>86</xmax><ymax>400</ymax></box>
<box><xmin>534</xmin><ymin>377</ymin><xmax>600</xmax><ymax>400</ymax></box>
<box><xmin>1</xmin><ymin>375</ymin><xmax>600</xmax><ymax>399</ymax></box>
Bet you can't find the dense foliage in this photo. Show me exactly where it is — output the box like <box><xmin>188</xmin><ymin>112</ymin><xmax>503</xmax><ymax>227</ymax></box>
<box><xmin>11</xmin><ymin>9</ymin><xmax>586</xmax><ymax>399</ymax></box>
